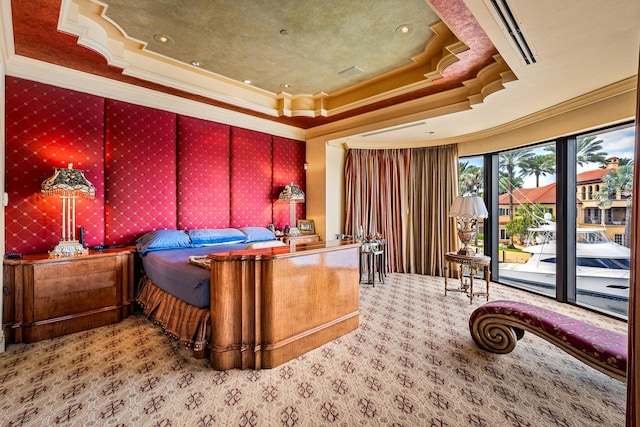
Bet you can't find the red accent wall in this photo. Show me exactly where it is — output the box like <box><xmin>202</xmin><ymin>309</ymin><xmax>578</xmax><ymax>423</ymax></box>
<box><xmin>105</xmin><ymin>100</ymin><xmax>177</xmax><ymax>245</ymax></box>
<box><xmin>273</xmin><ymin>136</ymin><xmax>307</xmax><ymax>230</ymax></box>
<box><xmin>4</xmin><ymin>77</ymin><xmax>105</xmax><ymax>253</ymax></box>
<box><xmin>4</xmin><ymin>77</ymin><xmax>306</xmax><ymax>254</ymax></box>
<box><xmin>177</xmin><ymin>116</ymin><xmax>231</xmax><ymax>230</ymax></box>
<box><xmin>230</xmin><ymin>128</ymin><xmax>274</xmax><ymax>228</ymax></box>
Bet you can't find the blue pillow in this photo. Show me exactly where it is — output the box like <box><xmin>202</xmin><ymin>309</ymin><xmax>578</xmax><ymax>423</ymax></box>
<box><xmin>189</xmin><ymin>228</ymin><xmax>246</xmax><ymax>246</ymax></box>
<box><xmin>239</xmin><ymin>226</ymin><xmax>276</xmax><ymax>242</ymax></box>
<box><xmin>135</xmin><ymin>230</ymin><xmax>192</xmax><ymax>254</ymax></box>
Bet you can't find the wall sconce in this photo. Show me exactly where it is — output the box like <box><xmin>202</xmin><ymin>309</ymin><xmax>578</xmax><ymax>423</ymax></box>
<box><xmin>304</xmin><ymin>162</ymin><xmax>309</xmax><ymax>171</ymax></box>
<box><xmin>41</xmin><ymin>162</ymin><xmax>95</xmax><ymax>257</ymax></box>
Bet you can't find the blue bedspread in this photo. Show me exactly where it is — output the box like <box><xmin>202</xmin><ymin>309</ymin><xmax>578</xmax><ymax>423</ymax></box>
<box><xmin>141</xmin><ymin>244</ymin><xmax>248</xmax><ymax>308</ymax></box>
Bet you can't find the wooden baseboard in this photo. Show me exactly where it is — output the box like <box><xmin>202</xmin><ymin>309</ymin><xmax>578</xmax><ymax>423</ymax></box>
<box><xmin>21</xmin><ymin>309</ymin><xmax>122</xmax><ymax>343</ymax></box>
<box><xmin>261</xmin><ymin>312</ymin><xmax>359</xmax><ymax>369</ymax></box>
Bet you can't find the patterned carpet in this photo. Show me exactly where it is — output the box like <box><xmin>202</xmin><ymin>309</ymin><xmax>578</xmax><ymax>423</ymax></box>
<box><xmin>0</xmin><ymin>273</ymin><xmax>627</xmax><ymax>427</ymax></box>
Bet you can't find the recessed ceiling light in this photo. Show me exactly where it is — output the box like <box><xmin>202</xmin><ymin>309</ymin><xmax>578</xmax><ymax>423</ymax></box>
<box><xmin>190</xmin><ymin>60</ymin><xmax>201</xmax><ymax>67</ymax></box>
<box><xmin>395</xmin><ymin>24</ymin><xmax>413</xmax><ymax>35</ymax></box>
<box><xmin>280</xmin><ymin>83</ymin><xmax>291</xmax><ymax>89</ymax></box>
<box><xmin>243</xmin><ymin>79</ymin><xmax>252</xmax><ymax>85</ymax></box>
<box><xmin>153</xmin><ymin>34</ymin><xmax>173</xmax><ymax>44</ymax></box>
<box><xmin>280</xmin><ymin>29</ymin><xmax>289</xmax><ymax>35</ymax></box>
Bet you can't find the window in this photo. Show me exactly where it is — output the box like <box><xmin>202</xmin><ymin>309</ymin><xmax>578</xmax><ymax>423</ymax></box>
<box><xmin>494</xmin><ymin>142</ymin><xmax>557</xmax><ymax>298</ymax></box>
<box><xmin>460</xmin><ymin>122</ymin><xmax>634</xmax><ymax>320</ymax></box>
<box><xmin>458</xmin><ymin>156</ymin><xmax>483</xmax><ymax>196</ymax></box>
<box><xmin>574</xmin><ymin>126</ymin><xmax>633</xmax><ymax>318</ymax></box>
<box><xmin>457</xmin><ymin>156</ymin><xmax>485</xmax><ymax>253</ymax></box>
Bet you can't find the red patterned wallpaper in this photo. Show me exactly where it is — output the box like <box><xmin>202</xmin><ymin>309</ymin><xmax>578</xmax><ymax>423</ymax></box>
<box><xmin>105</xmin><ymin>100</ymin><xmax>177</xmax><ymax>245</ymax></box>
<box><xmin>273</xmin><ymin>136</ymin><xmax>306</xmax><ymax>230</ymax></box>
<box><xmin>4</xmin><ymin>77</ymin><xmax>105</xmax><ymax>253</ymax></box>
<box><xmin>230</xmin><ymin>128</ymin><xmax>273</xmax><ymax>228</ymax></box>
<box><xmin>4</xmin><ymin>77</ymin><xmax>306</xmax><ymax>253</ymax></box>
<box><xmin>177</xmin><ymin>116</ymin><xmax>231</xmax><ymax>229</ymax></box>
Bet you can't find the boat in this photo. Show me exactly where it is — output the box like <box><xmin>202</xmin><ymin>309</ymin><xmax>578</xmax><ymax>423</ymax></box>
<box><xmin>498</xmin><ymin>217</ymin><xmax>630</xmax><ymax>300</ymax></box>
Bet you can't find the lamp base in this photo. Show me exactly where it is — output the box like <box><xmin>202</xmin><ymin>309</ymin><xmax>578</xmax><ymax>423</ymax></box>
<box><xmin>457</xmin><ymin>246</ymin><xmax>476</xmax><ymax>257</ymax></box>
<box><xmin>49</xmin><ymin>240</ymin><xmax>89</xmax><ymax>258</ymax></box>
<box><xmin>288</xmin><ymin>227</ymin><xmax>300</xmax><ymax>236</ymax></box>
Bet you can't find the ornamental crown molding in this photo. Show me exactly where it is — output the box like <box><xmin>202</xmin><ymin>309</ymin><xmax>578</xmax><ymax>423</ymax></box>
<box><xmin>59</xmin><ymin>0</ymin><xmax>509</xmax><ymax>121</ymax></box>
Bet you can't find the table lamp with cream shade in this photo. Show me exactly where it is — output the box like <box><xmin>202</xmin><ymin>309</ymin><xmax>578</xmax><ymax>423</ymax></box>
<box><xmin>449</xmin><ymin>195</ymin><xmax>488</xmax><ymax>256</ymax></box>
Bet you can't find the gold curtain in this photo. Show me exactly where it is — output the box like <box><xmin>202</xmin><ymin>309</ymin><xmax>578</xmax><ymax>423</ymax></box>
<box><xmin>408</xmin><ymin>145</ymin><xmax>459</xmax><ymax>276</ymax></box>
<box><xmin>345</xmin><ymin>149</ymin><xmax>411</xmax><ymax>273</ymax></box>
<box><xmin>344</xmin><ymin>145</ymin><xmax>458</xmax><ymax>275</ymax></box>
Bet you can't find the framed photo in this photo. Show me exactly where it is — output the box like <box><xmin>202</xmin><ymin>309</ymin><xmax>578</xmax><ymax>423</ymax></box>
<box><xmin>297</xmin><ymin>219</ymin><xmax>315</xmax><ymax>235</ymax></box>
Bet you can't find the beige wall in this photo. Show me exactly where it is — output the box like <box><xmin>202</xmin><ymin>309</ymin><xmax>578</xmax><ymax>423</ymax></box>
<box><xmin>306</xmin><ymin>137</ymin><xmax>347</xmax><ymax>241</ymax></box>
<box><xmin>308</xmin><ymin>82</ymin><xmax>637</xmax><ymax>246</ymax></box>
<box><xmin>458</xmin><ymin>85</ymin><xmax>636</xmax><ymax>157</ymax></box>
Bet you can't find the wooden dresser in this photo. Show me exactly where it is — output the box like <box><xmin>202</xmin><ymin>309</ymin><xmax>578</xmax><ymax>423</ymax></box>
<box><xmin>2</xmin><ymin>247</ymin><xmax>135</xmax><ymax>344</ymax></box>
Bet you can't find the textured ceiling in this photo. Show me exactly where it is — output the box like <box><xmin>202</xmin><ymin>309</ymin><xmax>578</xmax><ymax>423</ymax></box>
<box><xmin>9</xmin><ymin>0</ymin><xmax>505</xmax><ymax>129</ymax></box>
<box><xmin>102</xmin><ymin>0</ymin><xmax>440</xmax><ymax>95</ymax></box>
<box><xmin>6</xmin><ymin>0</ymin><xmax>637</xmax><ymax>146</ymax></box>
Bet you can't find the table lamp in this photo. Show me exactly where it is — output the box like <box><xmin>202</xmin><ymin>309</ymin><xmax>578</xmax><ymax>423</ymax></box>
<box><xmin>41</xmin><ymin>162</ymin><xmax>95</xmax><ymax>257</ymax></box>
<box><xmin>279</xmin><ymin>182</ymin><xmax>305</xmax><ymax>236</ymax></box>
<box><xmin>449</xmin><ymin>195</ymin><xmax>488</xmax><ymax>256</ymax></box>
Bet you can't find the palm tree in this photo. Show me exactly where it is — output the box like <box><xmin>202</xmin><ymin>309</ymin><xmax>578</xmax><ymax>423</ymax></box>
<box><xmin>458</xmin><ymin>163</ymin><xmax>483</xmax><ymax>196</ymax></box>
<box><xmin>519</xmin><ymin>154</ymin><xmax>556</xmax><ymax>187</ymax></box>
<box><xmin>498</xmin><ymin>172</ymin><xmax>524</xmax><ymax>194</ymax></box>
<box><xmin>499</xmin><ymin>149</ymin><xmax>534</xmax><ymax>247</ymax></box>
<box><xmin>600</xmin><ymin>164</ymin><xmax>634</xmax><ymax>246</ymax></box>
<box><xmin>576</xmin><ymin>136</ymin><xmax>608</xmax><ymax>165</ymax></box>
<box><xmin>595</xmin><ymin>187</ymin><xmax>613</xmax><ymax>228</ymax></box>
<box><xmin>544</xmin><ymin>136</ymin><xmax>608</xmax><ymax>166</ymax></box>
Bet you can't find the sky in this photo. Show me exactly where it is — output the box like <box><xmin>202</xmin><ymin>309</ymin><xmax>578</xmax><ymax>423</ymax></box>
<box><xmin>462</xmin><ymin>124</ymin><xmax>635</xmax><ymax>189</ymax></box>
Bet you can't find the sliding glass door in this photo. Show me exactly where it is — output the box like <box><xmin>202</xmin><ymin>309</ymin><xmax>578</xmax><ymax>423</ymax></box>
<box><xmin>494</xmin><ymin>143</ymin><xmax>557</xmax><ymax>298</ymax></box>
<box><xmin>460</xmin><ymin>122</ymin><xmax>634</xmax><ymax>320</ymax></box>
<box><xmin>573</xmin><ymin>126</ymin><xmax>634</xmax><ymax>318</ymax></box>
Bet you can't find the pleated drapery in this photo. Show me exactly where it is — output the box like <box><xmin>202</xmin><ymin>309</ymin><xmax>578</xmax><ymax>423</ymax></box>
<box><xmin>408</xmin><ymin>146</ymin><xmax>459</xmax><ymax>276</ymax></box>
<box><xmin>344</xmin><ymin>145</ymin><xmax>458</xmax><ymax>275</ymax></box>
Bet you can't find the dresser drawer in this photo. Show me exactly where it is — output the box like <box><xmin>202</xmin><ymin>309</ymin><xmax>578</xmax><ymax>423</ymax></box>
<box><xmin>3</xmin><ymin>248</ymin><xmax>134</xmax><ymax>343</ymax></box>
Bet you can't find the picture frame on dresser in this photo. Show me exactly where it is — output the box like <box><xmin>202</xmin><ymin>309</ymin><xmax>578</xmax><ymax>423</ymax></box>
<box><xmin>297</xmin><ymin>219</ymin><xmax>315</xmax><ymax>235</ymax></box>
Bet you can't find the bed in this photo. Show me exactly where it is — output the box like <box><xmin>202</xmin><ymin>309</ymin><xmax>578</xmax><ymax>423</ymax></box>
<box><xmin>135</xmin><ymin>227</ymin><xmax>361</xmax><ymax>369</ymax></box>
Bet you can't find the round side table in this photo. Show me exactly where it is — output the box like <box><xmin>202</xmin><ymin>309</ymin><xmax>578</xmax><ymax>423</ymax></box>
<box><xmin>444</xmin><ymin>252</ymin><xmax>491</xmax><ymax>304</ymax></box>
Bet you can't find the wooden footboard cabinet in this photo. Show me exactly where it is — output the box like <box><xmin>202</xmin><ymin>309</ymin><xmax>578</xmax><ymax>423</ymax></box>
<box><xmin>208</xmin><ymin>241</ymin><xmax>360</xmax><ymax>370</ymax></box>
<box><xmin>3</xmin><ymin>248</ymin><xmax>135</xmax><ymax>344</ymax></box>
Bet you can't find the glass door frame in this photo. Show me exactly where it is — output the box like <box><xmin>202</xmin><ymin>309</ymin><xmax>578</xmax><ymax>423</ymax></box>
<box><xmin>480</xmin><ymin>121</ymin><xmax>633</xmax><ymax>319</ymax></box>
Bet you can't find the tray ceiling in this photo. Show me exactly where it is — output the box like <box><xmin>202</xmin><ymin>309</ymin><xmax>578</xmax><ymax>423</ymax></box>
<box><xmin>102</xmin><ymin>0</ymin><xmax>440</xmax><ymax>96</ymax></box>
<box><xmin>6</xmin><ymin>0</ymin><xmax>638</xmax><ymax>146</ymax></box>
<box><xmin>9</xmin><ymin>0</ymin><xmax>509</xmax><ymax>128</ymax></box>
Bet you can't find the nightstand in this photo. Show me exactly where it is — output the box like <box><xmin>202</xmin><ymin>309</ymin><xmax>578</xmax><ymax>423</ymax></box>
<box><xmin>283</xmin><ymin>234</ymin><xmax>320</xmax><ymax>247</ymax></box>
<box><xmin>2</xmin><ymin>247</ymin><xmax>135</xmax><ymax>344</ymax></box>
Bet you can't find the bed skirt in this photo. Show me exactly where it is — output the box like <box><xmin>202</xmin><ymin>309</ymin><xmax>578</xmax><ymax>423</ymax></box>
<box><xmin>136</xmin><ymin>276</ymin><xmax>210</xmax><ymax>353</ymax></box>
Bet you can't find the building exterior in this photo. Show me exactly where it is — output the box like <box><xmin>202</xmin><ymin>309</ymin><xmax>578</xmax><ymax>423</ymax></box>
<box><xmin>497</xmin><ymin>157</ymin><xmax>630</xmax><ymax>247</ymax></box>
<box><xmin>497</xmin><ymin>182</ymin><xmax>556</xmax><ymax>246</ymax></box>
<box><xmin>576</xmin><ymin>157</ymin><xmax>629</xmax><ymax>245</ymax></box>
